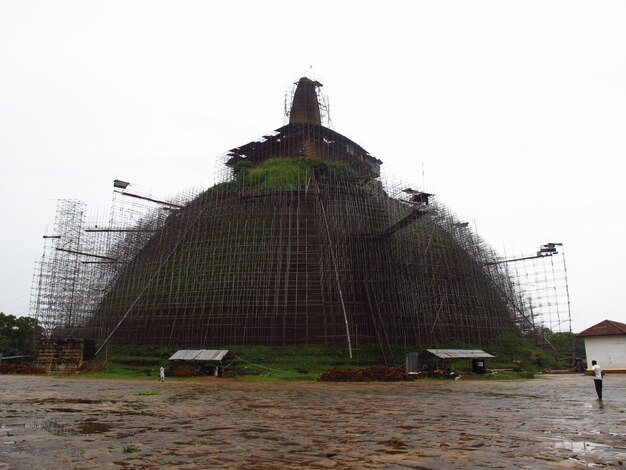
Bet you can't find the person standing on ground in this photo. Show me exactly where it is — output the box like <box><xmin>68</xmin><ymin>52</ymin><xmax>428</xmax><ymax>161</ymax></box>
<box><xmin>159</xmin><ymin>366</ymin><xmax>165</xmax><ymax>382</ymax></box>
<box><xmin>591</xmin><ymin>360</ymin><xmax>604</xmax><ymax>399</ymax></box>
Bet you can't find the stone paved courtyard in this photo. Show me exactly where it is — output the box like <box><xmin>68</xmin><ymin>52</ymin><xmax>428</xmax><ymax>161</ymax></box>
<box><xmin>1</xmin><ymin>374</ymin><xmax>625</xmax><ymax>469</ymax></box>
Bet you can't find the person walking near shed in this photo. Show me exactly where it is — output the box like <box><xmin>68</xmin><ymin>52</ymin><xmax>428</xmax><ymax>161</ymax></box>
<box><xmin>591</xmin><ymin>360</ymin><xmax>604</xmax><ymax>399</ymax></box>
<box><xmin>159</xmin><ymin>366</ymin><xmax>165</xmax><ymax>382</ymax></box>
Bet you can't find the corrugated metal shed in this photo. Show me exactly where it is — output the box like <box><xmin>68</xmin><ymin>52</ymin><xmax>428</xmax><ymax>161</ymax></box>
<box><xmin>169</xmin><ymin>350</ymin><xmax>229</xmax><ymax>361</ymax></box>
<box><xmin>425</xmin><ymin>349</ymin><xmax>495</xmax><ymax>359</ymax></box>
<box><xmin>169</xmin><ymin>350</ymin><xmax>201</xmax><ymax>361</ymax></box>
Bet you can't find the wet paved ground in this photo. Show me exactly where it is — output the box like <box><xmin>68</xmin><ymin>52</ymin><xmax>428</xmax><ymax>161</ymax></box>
<box><xmin>1</xmin><ymin>374</ymin><xmax>625</xmax><ymax>469</ymax></box>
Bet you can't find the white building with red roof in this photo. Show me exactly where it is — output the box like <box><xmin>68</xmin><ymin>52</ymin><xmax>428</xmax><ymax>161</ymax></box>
<box><xmin>577</xmin><ymin>319</ymin><xmax>626</xmax><ymax>373</ymax></box>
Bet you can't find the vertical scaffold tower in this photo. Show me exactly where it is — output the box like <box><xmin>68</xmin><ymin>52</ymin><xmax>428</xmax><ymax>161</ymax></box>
<box><xmin>31</xmin><ymin>199</ymin><xmax>87</xmax><ymax>335</ymax></box>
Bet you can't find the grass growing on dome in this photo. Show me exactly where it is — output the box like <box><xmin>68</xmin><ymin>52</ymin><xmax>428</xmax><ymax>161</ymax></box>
<box><xmin>238</xmin><ymin>157</ymin><xmax>359</xmax><ymax>188</ymax></box>
<box><xmin>238</xmin><ymin>158</ymin><xmax>310</xmax><ymax>189</ymax></box>
<box><xmin>199</xmin><ymin>157</ymin><xmax>359</xmax><ymax>196</ymax></box>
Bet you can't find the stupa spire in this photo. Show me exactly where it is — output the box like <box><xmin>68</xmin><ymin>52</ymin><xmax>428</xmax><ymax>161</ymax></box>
<box><xmin>289</xmin><ymin>77</ymin><xmax>322</xmax><ymax>125</ymax></box>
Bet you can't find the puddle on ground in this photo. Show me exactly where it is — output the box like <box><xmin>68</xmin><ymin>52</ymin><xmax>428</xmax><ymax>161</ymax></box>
<box><xmin>27</xmin><ymin>419</ymin><xmax>75</xmax><ymax>436</ymax></box>
<box><xmin>35</xmin><ymin>398</ymin><xmax>104</xmax><ymax>405</ymax></box>
<box><xmin>25</xmin><ymin>419</ymin><xmax>113</xmax><ymax>436</ymax></box>
<box><xmin>554</xmin><ymin>441</ymin><xmax>608</xmax><ymax>452</ymax></box>
<box><xmin>77</xmin><ymin>421</ymin><xmax>112</xmax><ymax>434</ymax></box>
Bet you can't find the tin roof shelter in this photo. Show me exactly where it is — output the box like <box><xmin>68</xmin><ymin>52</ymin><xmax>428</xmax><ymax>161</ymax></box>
<box><xmin>425</xmin><ymin>349</ymin><xmax>495</xmax><ymax>360</ymax></box>
<box><xmin>169</xmin><ymin>349</ymin><xmax>230</xmax><ymax>362</ymax></box>
<box><xmin>406</xmin><ymin>349</ymin><xmax>495</xmax><ymax>374</ymax></box>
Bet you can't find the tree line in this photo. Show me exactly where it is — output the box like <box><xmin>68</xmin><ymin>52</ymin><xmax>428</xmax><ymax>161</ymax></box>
<box><xmin>0</xmin><ymin>312</ymin><xmax>42</xmax><ymax>357</ymax></box>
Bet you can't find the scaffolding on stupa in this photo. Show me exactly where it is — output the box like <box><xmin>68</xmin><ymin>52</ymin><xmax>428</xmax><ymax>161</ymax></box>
<box><xmin>30</xmin><ymin>75</ymin><xmax>550</xmax><ymax>354</ymax></box>
<box><xmin>488</xmin><ymin>243</ymin><xmax>573</xmax><ymax>334</ymax></box>
<box><xmin>30</xmin><ymin>176</ymin><xmax>535</xmax><ymax>349</ymax></box>
<box><xmin>30</xmin><ymin>186</ymin><xmax>198</xmax><ymax>338</ymax></box>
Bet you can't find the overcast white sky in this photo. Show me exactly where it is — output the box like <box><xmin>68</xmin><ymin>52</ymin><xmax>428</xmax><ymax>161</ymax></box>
<box><xmin>1</xmin><ymin>1</ymin><xmax>624</xmax><ymax>333</ymax></box>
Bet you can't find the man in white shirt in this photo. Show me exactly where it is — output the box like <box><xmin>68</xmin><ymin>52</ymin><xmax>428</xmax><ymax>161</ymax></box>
<box><xmin>591</xmin><ymin>360</ymin><xmax>604</xmax><ymax>399</ymax></box>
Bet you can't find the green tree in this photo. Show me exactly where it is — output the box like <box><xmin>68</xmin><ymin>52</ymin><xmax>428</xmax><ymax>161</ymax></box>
<box><xmin>536</xmin><ymin>326</ymin><xmax>585</xmax><ymax>366</ymax></box>
<box><xmin>0</xmin><ymin>312</ymin><xmax>41</xmax><ymax>357</ymax></box>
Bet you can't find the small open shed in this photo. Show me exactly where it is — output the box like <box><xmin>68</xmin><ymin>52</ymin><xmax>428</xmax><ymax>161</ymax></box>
<box><xmin>406</xmin><ymin>349</ymin><xmax>495</xmax><ymax>374</ymax></box>
<box><xmin>169</xmin><ymin>349</ymin><xmax>233</xmax><ymax>375</ymax></box>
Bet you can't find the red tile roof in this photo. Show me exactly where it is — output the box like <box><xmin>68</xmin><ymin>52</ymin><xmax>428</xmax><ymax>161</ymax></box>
<box><xmin>577</xmin><ymin>319</ymin><xmax>626</xmax><ymax>337</ymax></box>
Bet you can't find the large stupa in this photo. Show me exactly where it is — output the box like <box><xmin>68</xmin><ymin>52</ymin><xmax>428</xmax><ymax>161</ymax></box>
<box><xmin>40</xmin><ymin>77</ymin><xmax>528</xmax><ymax>353</ymax></box>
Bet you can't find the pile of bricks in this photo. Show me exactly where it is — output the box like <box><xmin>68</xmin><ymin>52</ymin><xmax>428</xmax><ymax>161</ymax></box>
<box><xmin>320</xmin><ymin>365</ymin><xmax>412</xmax><ymax>382</ymax></box>
<box><xmin>34</xmin><ymin>339</ymin><xmax>84</xmax><ymax>373</ymax></box>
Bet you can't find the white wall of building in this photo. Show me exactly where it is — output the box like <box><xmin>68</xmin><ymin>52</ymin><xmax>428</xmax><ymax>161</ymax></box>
<box><xmin>583</xmin><ymin>336</ymin><xmax>626</xmax><ymax>369</ymax></box>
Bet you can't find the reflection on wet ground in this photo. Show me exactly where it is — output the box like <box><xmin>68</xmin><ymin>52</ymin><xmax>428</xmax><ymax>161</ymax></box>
<box><xmin>1</xmin><ymin>374</ymin><xmax>625</xmax><ymax>468</ymax></box>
